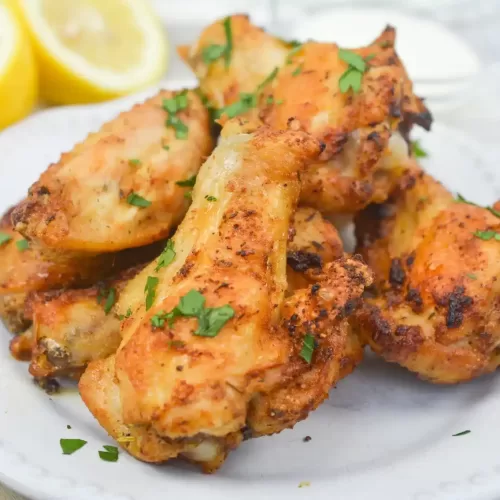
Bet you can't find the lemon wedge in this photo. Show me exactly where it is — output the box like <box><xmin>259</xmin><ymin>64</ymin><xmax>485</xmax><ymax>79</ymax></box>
<box><xmin>15</xmin><ymin>0</ymin><xmax>169</xmax><ymax>104</ymax></box>
<box><xmin>0</xmin><ymin>1</ymin><xmax>37</xmax><ymax>130</ymax></box>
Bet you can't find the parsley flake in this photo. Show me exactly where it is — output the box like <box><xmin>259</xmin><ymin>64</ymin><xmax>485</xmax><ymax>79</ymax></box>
<box><xmin>163</xmin><ymin>91</ymin><xmax>189</xmax><ymax>139</ymax></box>
<box><xmin>162</xmin><ymin>145</ymin><xmax>170</xmax><ymax>151</ymax></box>
<box><xmin>466</xmin><ymin>273</ymin><xmax>477</xmax><ymax>280</ymax></box>
<box><xmin>118</xmin><ymin>307</ymin><xmax>132</xmax><ymax>320</ymax></box>
<box><xmin>473</xmin><ymin>230</ymin><xmax>500</xmax><ymax>241</ymax></box>
<box><xmin>103</xmin><ymin>288</ymin><xmax>116</xmax><ymax>315</ymax></box>
<box><xmin>205</xmin><ymin>195</ymin><xmax>217</xmax><ymax>202</ymax></box>
<box><xmin>300</xmin><ymin>333</ymin><xmax>315</xmax><ymax>363</ymax></box>
<box><xmin>184</xmin><ymin>191</ymin><xmax>193</xmax><ymax>200</ymax></box>
<box><xmin>60</xmin><ymin>438</ymin><xmax>87</xmax><ymax>455</ymax></box>
<box><xmin>411</xmin><ymin>140</ymin><xmax>428</xmax><ymax>158</ymax></box>
<box><xmin>256</xmin><ymin>67</ymin><xmax>279</xmax><ymax>92</ymax></box>
<box><xmin>149</xmin><ymin>289</ymin><xmax>234</xmax><ymax>338</ymax></box>
<box><xmin>16</xmin><ymin>239</ymin><xmax>29</xmax><ymax>252</ymax></box>
<box><xmin>292</xmin><ymin>64</ymin><xmax>303</xmax><ymax>77</ymax></box>
<box><xmin>338</xmin><ymin>49</ymin><xmax>372</xmax><ymax>93</ymax></box>
<box><xmin>144</xmin><ymin>276</ymin><xmax>159</xmax><ymax>310</ymax></box>
<box><xmin>223</xmin><ymin>17</ymin><xmax>233</xmax><ymax>68</ymax></box>
<box><xmin>166</xmin><ymin>114</ymin><xmax>189</xmax><ymax>139</ymax></box>
<box><xmin>99</xmin><ymin>445</ymin><xmax>119</xmax><ymax>462</ymax></box>
<box><xmin>176</xmin><ymin>175</ymin><xmax>197</xmax><ymax>188</ymax></box>
<box><xmin>298</xmin><ymin>481</ymin><xmax>311</xmax><ymax>488</ymax></box>
<box><xmin>202</xmin><ymin>44</ymin><xmax>227</xmax><ymax>64</ymax></box>
<box><xmin>155</xmin><ymin>239</ymin><xmax>176</xmax><ymax>272</ymax></box>
<box><xmin>456</xmin><ymin>194</ymin><xmax>500</xmax><ymax>218</ymax></box>
<box><xmin>128</xmin><ymin>158</ymin><xmax>141</xmax><ymax>167</ymax></box>
<box><xmin>0</xmin><ymin>232</ymin><xmax>12</xmax><ymax>246</ymax></box>
<box><xmin>127</xmin><ymin>192</ymin><xmax>151</xmax><ymax>208</ymax></box>
<box><xmin>452</xmin><ymin>430</ymin><xmax>471</xmax><ymax>437</ymax></box>
<box><xmin>339</xmin><ymin>48</ymin><xmax>366</xmax><ymax>72</ymax></box>
<box><xmin>286</xmin><ymin>42</ymin><xmax>303</xmax><ymax>64</ymax></box>
<box><xmin>215</xmin><ymin>93</ymin><xmax>257</xmax><ymax>119</ymax></box>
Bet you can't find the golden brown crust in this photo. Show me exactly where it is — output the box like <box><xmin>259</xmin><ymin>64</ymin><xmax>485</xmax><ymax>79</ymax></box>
<box><xmin>28</xmin><ymin>264</ymin><xmax>146</xmax><ymax>379</ymax></box>
<box><xmin>12</xmin><ymin>90</ymin><xmax>213</xmax><ymax>252</ymax></box>
<box><xmin>181</xmin><ymin>16</ymin><xmax>431</xmax><ymax>213</ymax></box>
<box><xmin>0</xmin><ymin>293</ymin><xmax>30</xmax><ymax>334</ymax></box>
<box><xmin>354</xmin><ymin>170</ymin><xmax>500</xmax><ymax>383</ymax></box>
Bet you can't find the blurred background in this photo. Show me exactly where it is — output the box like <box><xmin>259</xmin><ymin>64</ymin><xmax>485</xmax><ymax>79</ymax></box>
<box><xmin>1</xmin><ymin>0</ymin><xmax>499</xmax><ymax>143</ymax></box>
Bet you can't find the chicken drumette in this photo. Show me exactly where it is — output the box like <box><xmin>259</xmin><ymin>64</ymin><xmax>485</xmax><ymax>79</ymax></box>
<box><xmin>80</xmin><ymin>123</ymin><xmax>372</xmax><ymax>472</ymax></box>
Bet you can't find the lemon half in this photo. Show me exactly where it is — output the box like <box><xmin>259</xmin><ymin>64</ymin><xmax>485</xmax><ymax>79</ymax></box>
<box><xmin>16</xmin><ymin>0</ymin><xmax>169</xmax><ymax>104</ymax></box>
<box><xmin>0</xmin><ymin>1</ymin><xmax>37</xmax><ymax>130</ymax></box>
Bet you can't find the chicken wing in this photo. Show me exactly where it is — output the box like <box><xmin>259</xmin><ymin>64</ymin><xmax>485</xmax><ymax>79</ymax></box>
<box><xmin>12</xmin><ymin>89</ymin><xmax>213</xmax><ymax>252</ymax></box>
<box><xmin>80</xmin><ymin>124</ymin><xmax>372</xmax><ymax>472</ymax></box>
<box><xmin>0</xmin><ymin>294</ymin><xmax>29</xmax><ymax>334</ymax></box>
<box><xmin>354</xmin><ymin>170</ymin><xmax>500</xmax><ymax>383</ymax></box>
<box><xmin>180</xmin><ymin>15</ymin><xmax>431</xmax><ymax>214</ymax></box>
<box><xmin>28</xmin><ymin>264</ymin><xmax>146</xmax><ymax>379</ymax></box>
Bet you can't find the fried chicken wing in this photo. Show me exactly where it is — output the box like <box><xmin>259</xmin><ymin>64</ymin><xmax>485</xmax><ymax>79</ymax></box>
<box><xmin>180</xmin><ymin>15</ymin><xmax>431</xmax><ymax>214</ymax></box>
<box><xmin>0</xmin><ymin>294</ymin><xmax>30</xmax><ymax>334</ymax></box>
<box><xmin>28</xmin><ymin>264</ymin><xmax>146</xmax><ymax>379</ymax></box>
<box><xmin>354</xmin><ymin>170</ymin><xmax>500</xmax><ymax>383</ymax></box>
<box><xmin>80</xmin><ymin>124</ymin><xmax>371</xmax><ymax>472</ymax></box>
<box><xmin>12</xmin><ymin>89</ymin><xmax>213</xmax><ymax>252</ymax></box>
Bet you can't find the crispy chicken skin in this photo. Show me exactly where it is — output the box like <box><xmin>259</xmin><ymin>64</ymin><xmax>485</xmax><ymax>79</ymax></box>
<box><xmin>354</xmin><ymin>170</ymin><xmax>500</xmax><ymax>383</ymax></box>
<box><xmin>28</xmin><ymin>265</ymin><xmax>146</xmax><ymax>379</ymax></box>
<box><xmin>80</xmin><ymin>125</ymin><xmax>372</xmax><ymax>472</ymax></box>
<box><xmin>0</xmin><ymin>294</ymin><xmax>30</xmax><ymax>334</ymax></box>
<box><xmin>180</xmin><ymin>15</ymin><xmax>431</xmax><ymax>213</ymax></box>
<box><xmin>12</xmin><ymin>90</ymin><xmax>213</xmax><ymax>252</ymax></box>
<box><xmin>0</xmin><ymin>206</ymin><xmax>148</xmax><ymax>294</ymax></box>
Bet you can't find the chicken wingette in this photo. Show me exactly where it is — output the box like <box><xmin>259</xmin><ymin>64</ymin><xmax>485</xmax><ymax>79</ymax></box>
<box><xmin>180</xmin><ymin>15</ymin><xmax>431</xmax><ymax>214</ymax></box>
<box><xmin>80</xmin><ymin>124</ymin><xmax>372</xmax><ymax>472</ymax></box>
<box><xmin>11</xmin><ymin>89</ymin><xmax>213</xmax><ymax>252</ymax></box>
<box><xmin>354</xmin><ymin>170</ymin><xmax>500</xmax><ymax>383</ymax></box>
<box><xmin>28</xmin><ymin>208</ymin><xmax>341</xmax><ymax>380</ymax></box>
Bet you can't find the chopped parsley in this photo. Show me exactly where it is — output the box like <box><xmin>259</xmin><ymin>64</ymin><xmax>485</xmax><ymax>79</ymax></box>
<box><xmin>163</xmin><ymin>90</ymin><xmax>189</xmax><ymax>139</ymax></box>
<box><xmin>380</xmin><ymin>40</ymin><xmax>393</xmax><ymax>48</ymax></box>
<box><xmin>298</xmin><ymin>481</ymin><xmax>311</xmax><ymax>488</ymax></box>
<box><xmin>66</xmin><ymin>425</ymin><xmax>71</xmax><ymax>429</ymax></box>
<box><xmin>300</xmin><ymin>333</ymin><xmax>315</xmax><ymax>364</ymax></box>
<box><xmin>16</xmin><ymin>239</ymin><xmax>29</xmax><ymax>252</ymax></box>
<box><xmin>292</xmin><ymin>64</ymin><xmax>303</xmax><ymax>77</ymax></box>
<box><xmin>103</xmin><ymin>288</ymin><xmax>116</xmax><ymax>315</ymax></box>
<box><xmin>256</xmin><ymin>67</ymin><xmax>279</xmax><ymax>92</ymax></box>
<box><xmin>184</xmin><ymin>191</ymin><xmax>193</xmax><ymax>200</ymax></box>
<box><xmin>118</xmin><ymin>307</ymin><xmax>132</xmax><ymax>320</ymax></box>
<box><xmin>155</xmin><ymin>239</ymin><xmax>176</xmax><ymax>272</ymax></box>
<box><xmin>162</xmin><ymin>145</ymin><xmax>170</xmax><ymax>151</ymax></box>
<box><xmin>150</xmin><ymin>289</ymin><xmax>234</xmax><ymax>338</ymax></box>
<box><xmin>466</xmin><ymin>273</ymin><xmax>477</xmax><ymax>280</ymax></box>
<box><xmin>286</xmin><ymin>41</ymin><xmax>303</xmax><ymax>64</ymax></box>
<box><xmin>126</xmin><ymin>192</ymin><xmax>151</xmax><ymax>208</ymax></box>
<box><xmin>0</xmin><ymin>232</ymin><xmax>12</xmax><ymax>246</ymax></box>
<box><xmin>144</xmin><ymin>276</ymin><xmax>159</xmax><ymax>311</ymax></box>
<box><xmin>60</xmin><ymin>438</ymin><xmax>87</xmax><ymax>455</ymax></box>
<box><xmin>128</xmin><ymin>158</ymin><xmax>141</xmax><ymax>167</ymax></box>
<box><xmin>205</xmin><ymin>195</ymin><xmax>217</xmax><ymax>202</ymax></box>
<box><xmin>176</xmin><ymin>175</ymin><xmax>197</xmax><ymax>188</ymax></box>
<box><xmin>99</xmin><ymin>445</ymin><xmax>119</xmax><ymax>462</ymax></box>
<box><xmin>223</xmin><ymin>17</ymin><xmax>233</xmax><ymax>68</ymax></box>
<box><xmin>338</xmin><ymin>49</ymin><xmax>372</xmax><ymax>93</ymax></box>
<box><xmin>411</xmin><ymin>140</ymin><xmax>428</xmax><ymax>158</ymax></box>
<box><xmin>202</xmin><ymin>44</ymin><xmax>227</xmax><ymax>64</ymax></box>
<box><xmin>473</xmin><ymin>230</ymin><xmax>500</xmax><ymax>241</ymax></box>
<box><xmin>456</xmin><ymin>194</ymin><xmax>500</xmax><ymax>218</ymax></box>
<box><xmin>452</xmin><ymin>430</ymin><xmax>471</xmax><ymax>437</ymax></box>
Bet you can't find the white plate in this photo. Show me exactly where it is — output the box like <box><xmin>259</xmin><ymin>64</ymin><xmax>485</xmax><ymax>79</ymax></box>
<box><xmin>1</xmin><ymin>90</ymin><xmax>500</xmax><ymax>500</ymax></box>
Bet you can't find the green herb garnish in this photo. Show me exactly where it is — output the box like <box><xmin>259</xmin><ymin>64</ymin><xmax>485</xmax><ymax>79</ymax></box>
<box><xmin>126</xmin><ymin>192</ymin><xmax>151</xmax><ymax>208</ymax></box>
<box><xmin>163</xmin><ymin>91</ymin><xmax>189</xmax><ymax>139</ymax></box>
<box><xmin>103</xmin><ymin>288</ymin><xmax>116</xmax><ymax>315</ymax></box>
<box><xmin>338</xmin><ymin>49</ymin><xmax>372</xmax><ymax>93</ymax></box>
<box><xmin>256</xmin><ymin>67</ymin><xmax>279</xmax><ymax>92</ymax></box>
<box><xmin>60</xmin><ymin>438</ymin><xmax>87</xmax><ymax>455</ymax></box>
<box><xmin>162</xmin><ymin>145</ymin><xmax>170</xmax><ymax>151</ymax></box>
<box><xmin>473</xmin><ymin>230</ymin><xmax>500</xmax><ymax>241</ymax></box>
<box><xmin>99</xmin><ymin>445</ymin><xmax>119</xmax><ymax>462</ymax></box>
<box><xmin>215</xmin><ymin>93</ymin><xmax>257</xmax><ymax>119</ymax></box>
<box><xmin>155</xmin><ymin>239</ymin><xmax>176</xmax><ymax>272</ymax></box>
<box><xmin>286</xmin><ymin>42</ymin><xmax>303</xmax><ymax>64</ymax></box>
<box><xmin>300</xmin><ymin>333</ymin><xmax>315</xmax><ymax>364</ymax></box>
<box><xmin>205</xmin><ymin>195</ymin><xmax>217</xmax><ymax>202</ymax></box>
<box><xmin>118</xmin><ymin>307</ymin><xmax>132</xmax><ymax>320</ymax></box>
<box><xmin>128</xmin><ymin>159</ymin><xmax>141</xmax><ymax>167</ymax></box>
<box><xmin>292</xmin><ymin>64</ymin><xmax>303</xmax><ymax>77</ymax></box>
<box><xmin>0</xmin><ymin>232</ymin><xmax>12</xmax><ymax>246</ymax></box>
<box><xmin>166</xmin><ymin>114</ymin><xmax>189</xmax><ymax>139</ymax></box>
<box><xmin>176</xmin><ymin>175</ymin><xmax>197</xmax><ymax>188</ymax></box>
<box><xmin>144</xmin><ymin>276</ymin><xmax>159</xmax><ymax>311</ymax></box>
<box><xmin>16</xmin><ymin>239</ymin><xmax>29</xmax><ymax>252</ymax></box>
<box><xmin>150</xmin><ymin>289</ymin><xmax>234</xmax><ymax>338</ymax></box>
<box><xmin>411</xmin><ymin>140</ymin><xmax>428</xmax><ymax>158</ymax></box>
<box><xmin>452</xmin><ymin>430</ymin><xmax>471</xmax><ymax>437</ymax></box>
<box><xmin>184</xmin><ymin>191</ymin><xmax>193</xmax><ymax>200</ymax></box>
<box><xmin>202</xmin><ymin>44</ymin><xmax>227</xmax><ymax>64</ymax></box>
<box><xmin>466</xmin><ymin>273</ymin><xmax>477</xmax><ymax>280</ymax></box>
<box><xmin>223</xmin><ymin>17</ymin><xmax>233</xmax><ymax>68</ymax></box>
<box><xmin>456</xmin><ymin>194</ymin><xmax>500</xmax><ymax>218</ymax></box>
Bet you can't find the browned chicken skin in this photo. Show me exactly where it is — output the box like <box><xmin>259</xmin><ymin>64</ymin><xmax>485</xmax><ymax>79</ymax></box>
<box><xmin>180</xmin><ymin>15</ymin><xmax>431</xmax><ymax>214</ymax></box>
<box><xmin>80</xmin><ymin>124</ymin><xmax>372</xmax><ymax>472</ymax></box>
<box><xmin>355</xmin><ymin>170</ymin><xmax>500</xmax><ymax>383</ymax></box>
<box><xmin>12</xmin><ymin>89</ymin><xmax>213</xmax><ymax>252</ymax></box>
